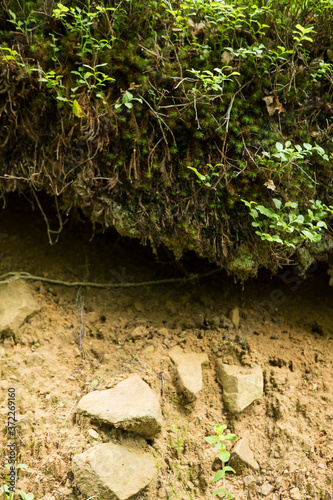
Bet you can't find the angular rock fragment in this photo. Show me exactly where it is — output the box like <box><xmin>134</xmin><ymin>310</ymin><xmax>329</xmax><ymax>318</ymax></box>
<box><xmin>216</xmin><ymin>361</ymin><xmax>263</xmax><ymax>413</ymax></box>
<box><xmin>261</xmin><ymin>482</ymin><xmax>274</xmax><ymax>496</ymax></box>
<box><xmin>0</xmin><ymin>280</ymin><xmax>41</xmax><ymax>337</ymax></box>
<box><xmin>72</xmin><ymin>443</ymin><xmax>157</xmax><ymax>500</ymax></box>
<box><xmin>76</xmin><ymin>374</ymin><xmax>162</xmax><ymax>437</ymax></box>
<box><xmin>229</xmin><ymin>437</ymin><xmax>259</xmax><ymax>474</ymax></box>
<box><xmin>169</xmin><ymin>347</ymin><xmax>209</xmax><ymax>401</ymax></box>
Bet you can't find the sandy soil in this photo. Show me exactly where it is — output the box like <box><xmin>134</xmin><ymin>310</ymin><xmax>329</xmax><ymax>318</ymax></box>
<box><xmin>0</xmin><ymin>200</ymin><xmax>332</xmax><ymax>500</ymax></box>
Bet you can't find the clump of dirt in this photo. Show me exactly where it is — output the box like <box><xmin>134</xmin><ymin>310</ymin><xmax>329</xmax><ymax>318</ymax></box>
<box><xmin>0</xmin><ymin>202</ymin><xmax>332</xmax><ymax>500</ymax></box>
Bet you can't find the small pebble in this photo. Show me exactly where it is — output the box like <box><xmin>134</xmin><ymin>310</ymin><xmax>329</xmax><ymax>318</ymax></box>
<box><xmin>289</xmin><ymin>486</ymin><xmax>301</xmax><ymax>500</ymax></box>
<box><xmin>261</xmin><ymin>482</ymin><xmax>274</xmax><ymax>496</ymax></box>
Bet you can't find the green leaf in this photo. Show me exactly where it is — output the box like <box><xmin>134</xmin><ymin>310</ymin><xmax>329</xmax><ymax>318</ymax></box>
<box><xmin>91</xmin><ymin>379</ymin><xmax>99</xmax><ymax>387</ymax></box>
<box><xmin>205</xmin><ymin>436</ymin><xmax>220</xmax><ymax>444</ymax></box>
<box><xmin>214</xmin><ymin>424</ymin><xmax>227</xmax><ymax>434</ymax></box>
<box><xmin>213</xmin><ymin>489</ymin><xmax>227</xmax><ymax>496</ymax></box>
<box><xmin>19</xmin><ymin>492</ymin><xmax>34</xmax><ymax>500</ymax></box>
<box><xmin>275</xmin><ymin>142</ymin><xmax>283</xmax><ymax>151</ymax></box>
<box><xmin>224</xmin><ymin>433</ymin><xmax>237</xmax><ymax>441</ymax></box>
<box><xmin>224</xmin><ymin>466</ymin><xmax>236</xmax><ymax>473</ymax></box>
<box><xmin>213</xmin><ymin>469</ymin><xmax>225</xmax><ymax>482</ymax></box>
<box><xmin>219</xmin><ymin>450</ymin><xmax>230</xmax><ymax>462</ymax></box>
<box><xmin>125</xmin><ymin>102</ymin><xmax>133</xmax><ymax>109</ymax></box>
<box><xmin>272</xmin><ymin>198</ymin><xmax>282</xmax><ymax>209</ymax></box>
<box><xmin>256</xmin><ymin>206</ymin><xmax>277</xmax><ymax>218</ymax></box>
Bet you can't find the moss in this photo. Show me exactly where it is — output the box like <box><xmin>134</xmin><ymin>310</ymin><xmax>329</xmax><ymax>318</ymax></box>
<box><xmin>227</xmin><ymin>246</ymin><xmax>258</xmax><ymax>280</ymax></box>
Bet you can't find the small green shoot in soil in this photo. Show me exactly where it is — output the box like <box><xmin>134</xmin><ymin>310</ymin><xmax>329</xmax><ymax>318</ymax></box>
<box><xmin>205</xmin><ymin>424</ymin><xmax>237</xmax><ymax>499</ymax></box>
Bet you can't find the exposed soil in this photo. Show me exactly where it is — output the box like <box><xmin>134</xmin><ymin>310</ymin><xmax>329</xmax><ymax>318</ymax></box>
<box><xmin>0</xmin><ymin>200</ymin><xmax>332</xmax><ymax>500</ymax></box>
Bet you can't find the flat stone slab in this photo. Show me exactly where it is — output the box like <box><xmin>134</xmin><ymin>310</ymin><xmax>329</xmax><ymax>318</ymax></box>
<box><xmin>169</xmin><ymin>347</ymin><xmax>209</xmax><ymax>401</ymax></box>
<box><xmin>72</xmin><ymin>443</ymin><xmax>157</xmax><ymax>500</ymax></box>
<box><xmin>0</xmin><ymin>280</ymin><xmax>41</xmax><ymax>337</ymax></box>
<box><xmin>76</xmin><ymin>374</ymin><xmax>162</xmax><ymax>437</ymax></box>
<box><xmin>229</xmin><ymin>437</ymin><xmax>259</xmax><ymax>474</ymax></box>
<box><xmin>216</xmin><ymin>361</ymin><xmax>263</xmax><ymax>413</ymax></box>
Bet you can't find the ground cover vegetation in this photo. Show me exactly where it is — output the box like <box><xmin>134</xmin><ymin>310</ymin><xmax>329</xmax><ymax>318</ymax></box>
<box><xmin>0</xmin><ymin>0</ymin><xmax>333</xmax><ymax>277</ymax></box>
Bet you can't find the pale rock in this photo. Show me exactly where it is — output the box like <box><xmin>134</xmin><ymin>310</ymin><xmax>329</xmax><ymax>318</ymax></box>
<box><xmin>72</xmin><ymin>443</ymin><xmax>157</xmax><ymax>500</ymax></box>
<box><xmin>229</xmin><ymin>307</ymin><xmax>240</xmax><ymax>329</ymax></box>
<box><xmin>0</xmin><ymin>280</ymin><xmax>41</xmax><ymax>337</ymax></box>
<box><xmin>129</xmin><ymin>325</ymin><xmax>148</xmax><ymax>340</ymax></box>
<box><xmin>76</xmin><ymin>374</ymin><xmax>162</xmax><ymax>437</ymax></box>
<box><xmin>88</xmin><ymin>429</ymin><xmax>100</xmax><ymax>440</ymax></box>
<box><xmin>216</xmin><ymin>361</ymin><xmax>263</xmax><ymax>413</ymax></box>
<box><xmin>261</xmin><ymin>482</ymin><xmax>274</xmax><ymax>496</ymax></box>
<box><xmin>289</xmin><ymin>487</ymin><xmax>301</xmax><ymax>500</ymax></box>
<box><xmin>229</xmin><ymin>437</ymin><xmax>259</xmax><ymax>474</ymax></box>
<box><xmin>169</xmin><ymin>347</ymin><xmax>209</xmax><ymax>401</ymax></box>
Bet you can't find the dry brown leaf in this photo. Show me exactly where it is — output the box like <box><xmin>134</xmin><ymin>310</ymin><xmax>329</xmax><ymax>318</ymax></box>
<box><xmin>264</xmin><ymin>179</ymin><xmax>276</xmax><ymax>191</ymax></box>
<box><xmin>262</xmin><ymin>95</ymin><xmax>285</xmax><ymax>116</ymax></box>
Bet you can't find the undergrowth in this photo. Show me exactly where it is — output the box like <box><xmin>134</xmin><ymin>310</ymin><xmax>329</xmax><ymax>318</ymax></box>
<box><xmin>0</xmin><ymin>0</ymin><xmax>332</xmax><ymax>276</ymax></box>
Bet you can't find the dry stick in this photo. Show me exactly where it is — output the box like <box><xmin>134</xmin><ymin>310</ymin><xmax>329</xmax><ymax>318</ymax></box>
<box><xmin>0</xmin><ymin>269</ymin><xmax>222</xmax><ymax>288</ymax></box>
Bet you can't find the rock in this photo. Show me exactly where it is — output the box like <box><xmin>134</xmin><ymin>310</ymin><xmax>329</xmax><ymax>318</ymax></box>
<box><xmin>261</xmin><ymin>482</ymin><xmax>274</xmax><ymax>496</ymax></box>
<box><xmin>229</xmin><ymin>437</ymin><xmax>259</xmax><ymax>474</ymax></box>
<box><xmin>129</xmin><ymin>325</ymin><xmax>148</xmax><ymax>340</ymax></box>
<box><xmin>289</xmin><ymin>487</ymin><xmax>301</xmax><ymax>500</ymax></box>
<box><xmin>216</xmin><ymin>361</ymin><xmax>263</xmax><ymax>413</ymax></box>
<box><xmin>0</xmin><ymin>280</ymin><xmax>41</xmax><ymax>338</ymax></box>
<box><xmin>87</xmin><ymin>429</ymin><xmax>100</xmax><ymax>440</ymax></box>
<box><xmin>76</xmin><ymin>374</ymin><xmax>162</xmax><ymax>437</ymax></box>
<box><xmin>229</xmin><ymin>307</ymin><xmax>240</xmax><ymax>329</ymax></box>
<box><xmin>1</xmin><ymin>380</ymin><xmax>9</xmax><ymax>390</ymax></box>
<box><xmin>72</xmin><ymin>443</ymin><xmax>157</xmax><ymax>500</ymax></box>
<box><xmin>169</xmin><ymin>347</ymin><xmax>209</xmax><ymax>401</ymax></box>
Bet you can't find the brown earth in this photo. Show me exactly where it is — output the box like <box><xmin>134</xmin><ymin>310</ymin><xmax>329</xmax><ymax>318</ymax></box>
<box><xmin>0</xmin><ymin>200</ymin><xmax>332</xmax><ymax>500</ymax></box>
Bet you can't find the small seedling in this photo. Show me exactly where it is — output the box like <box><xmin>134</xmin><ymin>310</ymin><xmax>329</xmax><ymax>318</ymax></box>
<box><xmin>205</xmin><ymin>424</ymin><xmax>237</xmax><ymax>498</ymax></box>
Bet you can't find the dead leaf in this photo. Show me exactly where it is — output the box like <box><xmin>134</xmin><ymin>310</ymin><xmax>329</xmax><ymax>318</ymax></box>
<box><xmin>262</xmin><ymin>95</ymin><xmax>285</xmax><ymax>116</ymax></box>
<box><xmin>264</xmin><ymin>179</ymin><xmax>276</xmax><ymax>191</ymax></box>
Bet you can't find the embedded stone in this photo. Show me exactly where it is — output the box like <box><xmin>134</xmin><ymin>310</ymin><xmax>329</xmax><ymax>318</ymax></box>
<box><xmin>129</xmin><ymin>325</ymin><xmax>148</xmax><ymax>340</ymax></box>
<box><xmin>72</xmin><ymin>443</ymin><xmax>157</xmax><ymax>500</ymax></box>
<box><xmin>169</xmin><ymin>347</ymin><xmax>209</xmax><ymax>401</ymax></box>
<box><xmin>216</xmin><ymin>361</ymin><xmax>263</xmax><ymax>413</ymax></box>
<box><xmin>229</xmin><ymin>437</ymin><xmax>259</xmax><ymax>475</ymax></box>
<box><xmin>229</xmin><ymin>307</ymin><xmax>240</xmax><ymax>329</ymax></box>
<box><xmin>76</xmin><ymin>374</ymin><xmax>162</xmax><ymax>437</ymax></box>
<box><xmin>0</xmin><ymin>280</ymin><xmax>41</xmax><ymax>337</ymax></box>
<box><xmin>261</xmin><ymin>482</ymin><xmax>274</xmax><ymax>496</ymax></box>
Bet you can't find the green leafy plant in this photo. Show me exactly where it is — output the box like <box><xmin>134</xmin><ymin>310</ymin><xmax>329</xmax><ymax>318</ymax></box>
<box><xmin>242</xmin><ymin>198</ymin><xmax>333</xmax><ymax>247</ymax></box>
<box><xmin>52</xmin><ymin>2</ymin><xmax>115</xmax><ymax>62</ymax></box>
<box><xmin>188</xmin><ymin>67</ymin><xmax>240</xmax><ymax>93</ymax></box>
<box><xmin>292</xmin><ymin>24</ymin><xmax>316</xmax><ymax>46</ymax></box>
<box><xmin>115</xmin><ymin>90</ymin><xmax>142</xmax><ymax>110</ymax></box>
<box><xmin>71</xmin><ymin>63</ymin><xmax>115</xmax><ymax>101</ymax></box>
<box><xmin>187</xmin><ymin>163</ymin><xmax>221</xmax><ymax>188</ymax></box>
<box><xmin>0</xmin><ymin>47</ymin><xmax>24</xmax><ymax>67</ymax></box>
<box><xmin>8</xmin><ymin>9</ymin><xmax>37</xmax><ymax>42</ymax></box>
<box><xmin>205</xmin><ymin>424</ymin><xmax>237</xmax><ymax>498</ymax></box>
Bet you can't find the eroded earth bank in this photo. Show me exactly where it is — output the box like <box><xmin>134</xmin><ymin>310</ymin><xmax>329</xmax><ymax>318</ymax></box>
<box><xmin>0</xmin><ymin>200</ymin><xmax>332</xmax><ymax>500</ymax></box>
